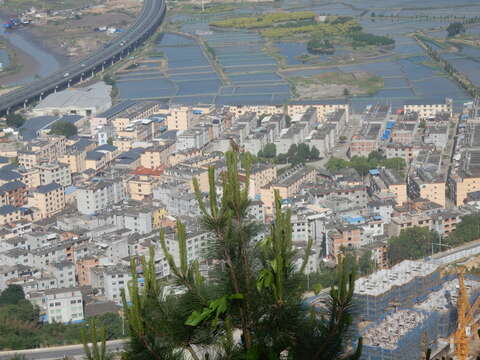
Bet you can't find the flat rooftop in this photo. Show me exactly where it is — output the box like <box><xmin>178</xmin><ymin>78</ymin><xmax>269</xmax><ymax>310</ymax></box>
<box><xmin>363</xmin><ymin>310</ymin><xmax>427</xmax><ymax>350</ymax></box>
<box><xmin>354</xmin><ymin>260</ymin><xmax>438</xmax><ymax>297</ymax></box>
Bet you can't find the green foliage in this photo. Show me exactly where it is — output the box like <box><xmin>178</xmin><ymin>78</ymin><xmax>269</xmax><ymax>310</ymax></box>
<box><xmin>106</xmin><ymin>137</ymin><xmax>113</xmax><ymax>146</ymax></box>
<box><xmin>367</xmin><ymin>151</ymin><xmax>385</xmax><ymax>163</ymax></box>
<box><xmin>0</xmin><ymin>285</ymin><xmax>25</xmax><ymax>306</ymax></box>
<box><xmin>382</xmin><ymin>157</ymin><xmax>406</xmax><ymax>170</ymax></box>
<box><xmin>102</xmin><ymin>74</ymin><xmax>116</xmax><ymax>86</ymax></box>
<box><xmin>358</xmin><ymin>251</ymin><xmax>376</xmax><ymax>276</ymax></box>
<box><xmin>6</xmin><ymin>113</ymin><xmax>26</xmax><ymax>128</ymax></box>
<box><xmin>326</xmin><ymin>157</ymin><xmax>350</xmax><ymax>171</ymax></box>
<box><xmin>81</xmin><ymin>320</ymin><xmax>111</xmax><ymax>360</ymax></box>
<box><xmin>307</xmin><ymin>37</ymin><xmax>334</xmax><ymax>54</ymax></box>
<box><xmin>447</xmin><ymin>22</ymin><xmax>466</xmax><ymax>37</ymax></box>
<box><xmin>387</xmin><ymin>227</ymin><xmax>437</xmax><ymax>265</ymax></box>
<box><xmin>349</xmin><ymin>32</ymin><xmax>395</xmax><ymax>47</ymax></box>
<box><xmin>275</xmin><ymin>143</ymin><xmax>320</xmax><ymax>165</ymax></box>
<box><xmin>262</xmin><ymin>19</ymin><xmax>361</xmax><ymax>39</ymax></box>
<box><xmin>258</xmin><ymin>143</ymin><xmax>276</xmax><ymax>158</ymax></box>
<box><xmin>0</xmin><ymin>303</ymin><xmax>124</xmax><ymax>351</ymax></box>
<box><xmin>121</xmin><ymin>153</ymin><xmax>361</xmax><ymax>360</ymax></box>
<box><xmin>326</xmin><ymin>152</ymin><xmax>405</xmax><ymax>175</ymax></box>
<box><xmin>285</xmin><ymin>115</ymin><xmax>292</xmax><ymax>128</ymax></box>
<box><xmin>49</xmin><ymin>121</ymin><xmax>78</xmax><ymax>138</ymax></box>
<box><xmin>448</xmin><ymin>214</ymin><xmax>480</xmax><ymax>246</ymax></box>
<box><xmin>210</xmin><ymin>11</ymin><xmax>316</xmax><ymax>29</ymax></box>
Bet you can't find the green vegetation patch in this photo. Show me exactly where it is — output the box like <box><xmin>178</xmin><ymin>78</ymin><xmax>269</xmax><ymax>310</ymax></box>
<box><xmin>291</xmin><ymin>71</ymin><xmax>384</xmax><ymax>99</ymax></box>
<box><xmin>172</xmin><ymin>3</ymin><xmax>244</xmax><ymax>14</ymax></box>
<box><xmin>210</xmin><ymin>11</ymin><xmax>316</xmax><ymax>29</ymax></box>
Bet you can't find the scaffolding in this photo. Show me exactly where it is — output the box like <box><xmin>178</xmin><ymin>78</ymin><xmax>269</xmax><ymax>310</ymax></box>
<box><xmin>360</xmin><ymin>275</ymin><xmax>480</xmax><ymax>360</ymax></box>
<box><xmin>354</xmin><ymin>260</ymin><xmax>441</xmax><ymax>321</ymax></box>
<box><xmin>362</xmin><ymin>309</ymin><xmax>439</xmax><ymax>360</ymax></box>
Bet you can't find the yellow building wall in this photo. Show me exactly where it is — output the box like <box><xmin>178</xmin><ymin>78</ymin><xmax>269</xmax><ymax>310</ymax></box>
<box><xmin>420</xmin><ymin>182</ymin><xmax>446</xmax><ymax>207</ymax></box>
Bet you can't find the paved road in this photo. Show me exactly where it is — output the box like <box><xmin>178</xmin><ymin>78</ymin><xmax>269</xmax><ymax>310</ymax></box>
<box><xmin>0</xmin><ymin>340</ymin><xmax>127</xmax><ymax>360</ymax></box>
<box><xmin>0</xmin><ymin>0</ymin><xmax>166</xmax><ymax>115</ymax></box>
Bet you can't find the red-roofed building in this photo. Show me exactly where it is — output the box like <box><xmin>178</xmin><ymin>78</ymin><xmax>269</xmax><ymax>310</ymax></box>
<box><xmin>131</xmin><ymin>166</ymin><xmax>164</xmax><ymax>177</ymax></box>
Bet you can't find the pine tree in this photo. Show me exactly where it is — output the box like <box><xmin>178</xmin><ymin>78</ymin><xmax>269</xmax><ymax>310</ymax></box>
<box><xmin>121</xmin><ymin>152</ymin><xmax>361</xmax><ymax>360</ymax></box>
<box><xmin>81</xmin><ymin>320</ymin><xmax>111</xmax><ymax>360</ymax></box>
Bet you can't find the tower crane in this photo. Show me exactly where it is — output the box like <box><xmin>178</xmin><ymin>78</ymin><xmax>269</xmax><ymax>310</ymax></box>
<box><xmin>453</xmin><ymin>267</ymin><xmax>480</xmax><ymax>360</ymax></box>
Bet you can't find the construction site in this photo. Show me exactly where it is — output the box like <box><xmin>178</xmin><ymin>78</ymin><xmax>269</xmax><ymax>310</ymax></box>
<box><xmin>356</xmin><ymin>258</ymin><xmax>480</xmax><ymax>360</ymax></box>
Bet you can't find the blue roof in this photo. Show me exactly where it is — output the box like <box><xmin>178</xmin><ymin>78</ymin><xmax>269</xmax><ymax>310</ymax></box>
<box><xmin>386</xmin><ymin>121</ymin><xmax>395</xmax><ymax>129</ymax></box>
<box><xmin>0</xmin><ymin>205</ymin><xmax>19</xmax><ymax>215</ymax></box>
<box><xmin>0</xmin><ymin>170</ymin><xmax>21</xmax><ymax>181</ymax></box>
<box><xmin>97</xmin><ymin>100</ymin><xmax>137</xmax><ymax>118</ymax></box>
<box><xmin>72</xmin><ymin>138</ymin><xmax>94</xmax><ymax>152</ymax></box>
<box><xmin>373</xmin><ymin>215</ymin><xmax>382</xmax><ymax>221</ymax></box>
<box><xmin>0</xmin><ymin>181</ymin><xmax>26</xmax><ymax>192</ymax></box>
<box><xmin>86</xmin><ymin>151</ymin><xmax>105</xmax><ymax>161</ymax></box>
<box><xmin>369</xmin><ymin>169</ymin><xmax>380</xmax><ymax>175</ymax></box>
<box><xmin>345</xmin><ymin>216</ymin><xmax>365</xmax><ymax>224</ymax></box>
<box><xmin>116</xmin><ymin>148</ymin><xmax>144</xmax><ymax>164</ymax></box>
<box><xmin>159</xmin><ymin>130</ymin><xmax>177</xmax><ymax>140</ymax></box>
<box><xmin>95</xmin><ymin>144</ymin><xmax>117</xmax><ymax>152</ymax></box>
<box><xmin>0</xmin><ymin>157</ymin><xmax>9</xmax><ymax>164</ymax></box>
<box><xmin>64</xmin><ymin>186</ymin><xmax>77</xmax><ymax>195</ymax></box>
<box><xmin>36</xmin><ymin>182</ymin><xmax>62</xmax><ymax>194</ymax></box>
<box><xmin>381</xmin><ymin>129</ymin><xmax>391</xmax><ymax>140</ymax></box>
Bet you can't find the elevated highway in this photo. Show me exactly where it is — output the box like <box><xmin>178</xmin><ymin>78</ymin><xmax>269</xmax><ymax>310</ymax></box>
<box><xmin>0</xmin><ymin>0</ymin><xmax>166</xmax><ymax>116</ymax></box>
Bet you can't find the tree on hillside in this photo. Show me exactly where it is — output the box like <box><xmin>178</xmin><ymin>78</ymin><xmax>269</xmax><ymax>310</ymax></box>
<box><xmin>6</xmin><ymin>113</ymin><xmax>26</xmax><ymax>129</ymax></box>
<box><xmin>388</xmin><ymin>227</ymin><xmax>437</xmax><ymax>265</ymax></box>
<box><xmin>81</xmin><ymin>320</ymin><xmax>112</xmax><ymax>360</ymax></box>
<box><xmin>367</xmin><ymin>151</ymin><xmax>385</xmax><ymax>163</ymax></box>
<box><xmin>121</xmin><ymin>152</ymin><xmax>361</xmax><ymax>360</ymax></box>
<box><xmin>258</xmin><ymin>143</ymin><xmax>276</xmax><ymax>158</ymax></box>
<box><xmin>310</xmin><ymin>145</ymin><xmax>320</xmax><ymax>160</ymax></box>
<box><xmin>382</xmin><ymin>157</ymin><xmax>406</xmax><ymax>170</ymax></box>
<box><xmin>287</xmin><ymin>144</ymin><xmax>298</xmax><ymax>159</ymax></box>
<box><xmin>447</xmin><ymin>22</ymin><xmax>466</xmax><ymax>37</ymax></box>
<box><xmin>350</xmin><ymin>156</ymin><xmax>374</xmax><ymax>176</ymax></box>
<box><xmin>326</xmin><ymin>157</ymin><xmax>349</xmax><ymax>171</ymax></box>
<box><xmin>448</xmin><ymin>214</ymin><xmax>480</xmax><ymax>246</ymax></box>
<box><xmin>50</xmin><ymin>121</ymin><xmax>78</xmax><ymax>138</ymax></box>
<box><xmin>358</xmin><ymin>250</ymin><xmax>376</xmax><ymax>276</ymax></box>
<box><xmin>0</xmin><ymin>285</ymin><xmax>25</xmax><ymax>306</ymax></box>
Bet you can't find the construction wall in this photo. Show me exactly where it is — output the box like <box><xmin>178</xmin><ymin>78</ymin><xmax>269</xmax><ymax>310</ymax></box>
<box><xmin>355</xmin><ymin>269</ymin><xmax>442</xmax><ymax>321</ymax></box>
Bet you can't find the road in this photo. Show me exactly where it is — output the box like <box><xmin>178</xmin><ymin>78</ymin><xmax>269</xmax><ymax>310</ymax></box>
<box><xmin>0</xmin><ymin>0</ymin><xmax>166</xmax><ymax>115</ymax></box>
<box><xmin>0</xmin><ymin>340</ymin><xmax>127</xmax><ymax>360</ymax></box>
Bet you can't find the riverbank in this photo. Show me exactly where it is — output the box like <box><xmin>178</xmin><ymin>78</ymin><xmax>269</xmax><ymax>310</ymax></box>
<box><xmin>0</xmin><ymin>11</ymin><xmax>69</xmax><ymax>87</ymax></box>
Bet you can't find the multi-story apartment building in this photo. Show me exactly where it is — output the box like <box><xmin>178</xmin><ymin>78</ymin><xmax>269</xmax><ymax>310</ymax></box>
<box><xmin>18</xmin><ymin>136</ymin><xmax>67</xmax><ymax>169</ymax></box>
<box><xmin>29</xmin><ymin>183</ymin><xmax>65</xmax><ymax>219</ymax></box>
<box><xmin>0</xmin><ymin>205</ymin><xmax>22</xmax><ymax>226</ymax></box>
<box><xmin>75</xmin><ymin>179</ymin><xmax>126</xmax><ymax>215</ymax></box>
<box><xmin>350</xmin><ymin>123</ymin><xmax>382</xmax><ymax>157</ymax></box>
<box><xmin>403</xmin><ymin>98</ymin><xmax>453</xmax><ymax>120</ymax></box>
<box><xmin>369</xmin><ymin>168</ymin><xmax>407</xmax><ymax>205</ymax></box>
<box><xmin>45</xmin><ymin>287</ymin><xmax>84</xmax><ymax>324</ymax></box>
<box><xmin>407</xmin><ymin>151</ymin><xmax>446</xmax><ymax>207</ymax></box>
<box><xmin>140</xmin><ymin>144</ymin><xmax>174</xmax><ymax>169</ymax></box>
<box><xmin>424</xmin><ymin>124</ymin><xmax>449</xmax><ymax>151</ymax></box>
<box><xmin>58</xmin><ymin>138</ymin><xmax>96</xmax><ymax>174</ymax></box>
<box><xmin>0</xmin><ymin>181</ymin><xmax>27</xmax><ymax>207</ymax></box>
<box><xmin>242</xmin><ymin>163</ymin><xmax>277</xmax><ymax>199</ymax></box>
<box><xmin>48</xmin><ymin>261</ymin><xmax>76</xmax><ymax>288</ymax></box>
<box><xmin>126</xmin><ymin>175</ymin><xmax>158</xmax><ymax>201</ymax></box>
<box><xmin>37</xmin><ymin>162</ymin><xmax>72</xmax><ymax>187</ymax></box>
<box><xmin>91</xmin><ymin>265</ymin><xmax>133</xmax><ymax>304</ymax></box>
<box><xmin>260</xmin><ymin>165</ymin><xmax>316</xmax><ymax>214</ymax></box>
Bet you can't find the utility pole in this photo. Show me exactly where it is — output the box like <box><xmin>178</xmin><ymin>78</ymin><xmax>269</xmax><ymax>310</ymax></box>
<box><xmin>431</xmin><ymin>233</ymin><xmax>450</xmax><ymax>256</ymax></box>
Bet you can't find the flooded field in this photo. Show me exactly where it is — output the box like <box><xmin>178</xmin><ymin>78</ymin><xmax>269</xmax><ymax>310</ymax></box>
<box><xmin>115</xmin><ymin>0</ymin><xmax>476</xmax><ymax>109</ymax></box>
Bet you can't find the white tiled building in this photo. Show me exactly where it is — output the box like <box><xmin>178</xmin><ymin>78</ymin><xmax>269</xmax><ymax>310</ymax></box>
<box><xmin>45</xmin><ymin>287</ymin><xmax>84</xmax><ymax>324</ymax></box>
